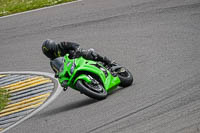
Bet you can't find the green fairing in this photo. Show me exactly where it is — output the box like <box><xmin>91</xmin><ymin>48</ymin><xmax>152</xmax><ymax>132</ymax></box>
<box><xmin>58</xmin><ymin>54</ymin><xmax>121</xmax><ymax>92</ymax></box>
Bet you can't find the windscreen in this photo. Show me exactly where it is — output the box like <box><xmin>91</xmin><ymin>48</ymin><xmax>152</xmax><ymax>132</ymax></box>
<box><xmin>50</xmin><ymin>57</ymin><xmax>65</xmax><ymax>73</ymax></box>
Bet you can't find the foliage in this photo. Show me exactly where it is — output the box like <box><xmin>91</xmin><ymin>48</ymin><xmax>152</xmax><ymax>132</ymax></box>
<box><xmin>0</xmin><ymin>0</ymin><xmax>74</xmax><ymax>17</ymax></box>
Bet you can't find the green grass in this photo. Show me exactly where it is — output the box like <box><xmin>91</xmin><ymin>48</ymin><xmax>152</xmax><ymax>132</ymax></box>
<box><xmin>0</xmin><ymin>0</ymin><xmax>75</xmax><ymax>17</ymax></box>
<box><xmin>0</xmin><ymin>88</ymin><xmax>10</xmax><ymax>111</ymax></box>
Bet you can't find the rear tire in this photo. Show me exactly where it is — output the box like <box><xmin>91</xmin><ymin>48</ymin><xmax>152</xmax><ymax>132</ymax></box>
<box><xmin>76</xmin><ymin>80</ymin><xmax>107</xmax><ymax>100</ymax></box>
<box><xmin>117</xmin><ymin>68</ymin><xmax>133</xmax><ymax>87</ymax></box>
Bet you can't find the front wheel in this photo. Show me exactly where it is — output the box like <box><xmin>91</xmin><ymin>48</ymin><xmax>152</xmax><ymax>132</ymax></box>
<box><xmin>75</xmin><ymin>80</ymin><xmax>107</xmax><ymax>100</ymax></box>
<box><xmin>117</xmin><ymin>68</ymin><xmax>134</xmax><ymax>87</ymax></box>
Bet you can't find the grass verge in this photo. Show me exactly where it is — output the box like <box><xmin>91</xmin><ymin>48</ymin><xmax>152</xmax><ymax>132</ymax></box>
<box><xmin>0</xmin><ymin>0</ymin><xmax>75</xmax><ymax>17</ymax></box>
<box><xmin>0</xmin><ymin>88</ymin><xmax>10</xmax><ymax>111</ymax></box>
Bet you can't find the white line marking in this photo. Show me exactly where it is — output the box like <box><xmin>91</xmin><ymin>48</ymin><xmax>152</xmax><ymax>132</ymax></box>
<box><xmin>0</xmin><ymin>0</ymin><xmax>82</xmax><ymax>19</ymax></box>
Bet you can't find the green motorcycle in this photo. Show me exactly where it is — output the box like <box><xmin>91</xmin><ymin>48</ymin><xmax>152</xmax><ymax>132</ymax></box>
<box><xmin>50</xmin><ymin>54</ymin><xmax>133</xmax><ymax>100</ymax></box>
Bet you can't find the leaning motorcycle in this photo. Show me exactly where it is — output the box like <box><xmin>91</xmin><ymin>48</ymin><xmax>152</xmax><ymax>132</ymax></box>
<box><xmin>50</xmin><ymin>54</ymin><xmax>133</xmax><ymax>100</ymax></box>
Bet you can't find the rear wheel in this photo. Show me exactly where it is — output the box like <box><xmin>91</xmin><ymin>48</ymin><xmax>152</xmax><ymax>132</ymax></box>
<box><xmin>75</xmin><ymin>79</ymin><xmax>107</xmax><ymax>100</ymax></box>
<box><xmin>117</xmin><ymin>68</ymin><xmax>133</xmax><ymax>87</ymax></box>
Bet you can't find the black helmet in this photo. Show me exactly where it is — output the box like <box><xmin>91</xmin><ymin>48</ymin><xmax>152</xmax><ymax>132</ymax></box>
<box><xmin>42</xmin><ymin>39</ymin><xmax>57</xmax><ymax>59</ymax></box>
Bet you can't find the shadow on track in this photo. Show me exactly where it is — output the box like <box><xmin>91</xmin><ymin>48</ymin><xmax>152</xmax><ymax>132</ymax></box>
<box><xmin>108</xmin><ymin>87</ymin><xmax>124</xmax><ymax>95</ymax></box>
<box><xmin>108</xmin><ymin>83</ymin><xmax>135</xmax><ymax>96</ymax></box>
<box><xmin>38</xmin><ymin>98</ymin><xmax>98</xmax><ymax>118</ymax></box>
<box><xmin>38</xmin><ymin>85</ymin><xmax>134</xmax><ymax>118</ymax></box>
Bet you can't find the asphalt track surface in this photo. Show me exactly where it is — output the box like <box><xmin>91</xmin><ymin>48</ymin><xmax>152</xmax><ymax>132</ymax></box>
<box><xmin>0</xmin><ymin>0</ymin><xmax>200</xmax><ymax>132</ymax></box>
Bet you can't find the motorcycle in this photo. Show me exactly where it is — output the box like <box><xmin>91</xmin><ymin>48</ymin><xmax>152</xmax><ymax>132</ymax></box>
<box><xmin>50</xmin><ymin>54</ymin><xmax>133</xmax><ymax>100</ymax></box>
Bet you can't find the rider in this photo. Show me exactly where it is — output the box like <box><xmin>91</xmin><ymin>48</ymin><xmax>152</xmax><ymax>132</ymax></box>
<box><xmin>42</xmin><ymin>39</ymin><xmax>112</xmax><ymax>67</ymax></box>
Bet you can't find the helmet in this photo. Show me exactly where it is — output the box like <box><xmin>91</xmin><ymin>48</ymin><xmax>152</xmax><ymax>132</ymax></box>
<box><xmin>42</xmin><ymin>39</ymin><xmax>57</xmax><ymax>59</ymax></box>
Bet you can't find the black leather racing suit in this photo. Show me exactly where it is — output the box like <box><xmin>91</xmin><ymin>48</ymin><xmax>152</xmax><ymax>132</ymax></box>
<box><xmin>42</xmin><ymin>41</ymin><xmax>111</xmax><ymax>65</ymax></box>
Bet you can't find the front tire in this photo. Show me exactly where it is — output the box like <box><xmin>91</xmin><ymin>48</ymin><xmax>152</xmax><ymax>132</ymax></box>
<box><xmin>75</xmin><ymin>80</ymin><xmax>107</xmax><ymax>100</ymax></box>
